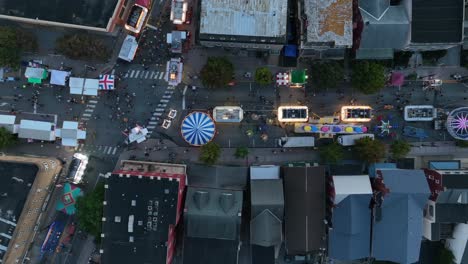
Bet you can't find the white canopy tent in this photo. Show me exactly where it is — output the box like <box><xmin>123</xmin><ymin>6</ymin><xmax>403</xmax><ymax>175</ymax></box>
<box><xmin>69</xmin><ymin>77</ymin><xmax>99</xmax><ymax>96</ymax></box>
<box><xmin>50</xmin><ymin>70</ymin><xmax>70</xmax><ymax>86</ymax></box>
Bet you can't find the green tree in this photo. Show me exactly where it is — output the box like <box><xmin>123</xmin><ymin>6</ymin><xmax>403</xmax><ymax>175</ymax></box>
<box><xmin>199</xmin><ymin>142</ymin><xmax>221</xmax><ymax>165</ymax></box>
<box><xmin>76</xmin><ymin>183</ymin><xmax>105</xmax><ymax>241</ymax></box>
<box><xmin>352</xmin><ymin>61</ymin><xmax>386</xmax><ymax>94</ymax></box>
<box><xmin>390</xmin><ymin>140</ymin><xmax>411</xmax><ymax>159</ymax></box>
<box><xmin>319</xmin><ymin>142</ymin><xmax>343</xmax><ymax>164</ymax></box>
<box><xmin>0</xmin><ymin>127</ymin><xmax>17</xmax><ymax>149</ymax></box>
<box><xmin>310</xmin><ymin>61</ymin><xmax>344</xmax><ymax>90</ymax></box>
<box><xmin>200</xmin><ymin>57</ymin><xmax>234</xmax><ymax>88</ymax></box>
<box><xmin>0</xmin><ymin>27</ymin><xmax>21</xmax><ymax>68</ymax></box>
<box><xmin>234</xmin><ymin>146</ymin><xmax>249</xmax><ymax>159</ymax></box>
<box><xmin>354</xmin><ymin>137</ymin><xmax>385</xmax><ymax>163</ymax></box>
<box><xmin>56</xmin><ymin>34</ymin><xmax>110</xmax><ymax>61</ymax></box>
<box><xmin>254</xmin><ymin>67</ymin><xmax>272</xmax><ymax>85</ymax></box>
<box><xmin>436</xmin><ymin>243</ymin><xmax>455</xmax><ymax>264</ymax></box>
<box><xmin>456</xmin><ymin>140</ymin><xmax>468</xmax><ymax>148</ymax></box>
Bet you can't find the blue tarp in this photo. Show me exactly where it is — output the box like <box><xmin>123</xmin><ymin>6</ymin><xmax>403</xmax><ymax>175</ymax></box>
<box><xmin>428</xmin><ymin>161</ymin><xmax>460</xmax><ymax>170</ymax></box>
<box><xmin>285</xmin><ymin>45</ymin><xmax>297</xmax><ymax>57</ymax></box>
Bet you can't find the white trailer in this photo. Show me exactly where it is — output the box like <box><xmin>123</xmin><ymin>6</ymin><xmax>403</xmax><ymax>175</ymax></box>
<box><xmin>118</xmin><ymin>35</ymin><xmax>139</xmax><ymax>62</ymax></box>
<box><xmin>277</xmin><ymin>137</ymin><xmax>315</xmax><ymax>148</ymax></box>
<box><xmin>337</xmin><ymin>134</ymin><xmax>375</xmax><ymax>146</ymax></box>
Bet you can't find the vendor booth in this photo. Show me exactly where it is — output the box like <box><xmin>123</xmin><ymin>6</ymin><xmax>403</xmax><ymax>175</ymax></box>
<box><xmin>213</xmin><ymin>106</ymin><xmax>243</xmax><ymax>123</ymax></box>
<box><xmin>25</xmin><ymin>67</ymin><xmax>48</xmax><ymax>84</ymax></box>
<box><xmin>50</xmin><ymin>70</ymin><xmax>71</xmax><ymax>86</ymax></box>
<box><xmin>69</xmin><ymin>77</ymin><xmax>99</xmax><ymax>96</ymax></box>
<box><xmin>181</xmin><ymin>112</ymin><xmax>215</xmax><ymax>146</ymax></box>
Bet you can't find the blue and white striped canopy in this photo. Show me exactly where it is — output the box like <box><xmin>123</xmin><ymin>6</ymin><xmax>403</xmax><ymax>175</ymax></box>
<box><xmin>181</xmin><ymin>112</ymin><xmax>216</xmax><ymax>146</ymax></box>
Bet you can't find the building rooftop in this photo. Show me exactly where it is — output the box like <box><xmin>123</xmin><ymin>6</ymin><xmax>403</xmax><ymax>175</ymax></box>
<box><xmin>184</xmin><ymin>186</ymin><xmax>243</xmax><ymax>240</ymax></box>
<box><xmin>302</xmin><ymin>0</ymin><xmax>353</xmax><ymax>46</ymax></box>
<box><xmin>18</xmin><ymin>119</ymin><xmax>55</xmax><ymax>141</ymax></box>
<box><xmin>186</xmin><ymin>165</ymin><xmax>248</xmax><ymax>190</ymax></box>
<box><xmin>411</xmin><ymin>0</ymin><xmax>463</xmax><ymax>43</ymax></box>
<box><xmin>0</xmin><ymin>0</ymin><xmax>118</xmax><ymax>29</ymax></box>
<box><xmin>283</xmin><ymin>166</ymin><xmax>326</xmax><ymax>255</ymax></box>
<box><xmin>182</xmin><ymin>237</ymin><xmax>239</xmax><ymax>264</ymax></box>
<box><xmin>101</xmin><ymin>173</ymin><xmax>182</xmax><ymax>264</ymax></box>
<box><xmin>199</xmin><ymin>0</ymin><xmax>288</xmax><ymax>37</ymax></box>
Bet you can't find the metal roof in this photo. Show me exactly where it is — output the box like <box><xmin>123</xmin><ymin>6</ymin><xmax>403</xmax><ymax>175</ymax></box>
<box><xmin>182</xmin><ymin>237</ymin><xmax>239</xmax><ymax>264</ymax></box>
<box><xmin>187</xmin><ymin>165</ymin><xmax>248</xmax><ymax>190</ymax></box>
<box><xmin>250</xmin><ymin>210</ymin><xmax>282</xmax><ymax>247</ymax></box>
<box><xmin>411</xmin><ymin>0</ymin><xmax>463</xmax><ymax>43</ymax></box>
<box><xmin>18</xmin><ymin>120</ymin><xmax>55</xmax><ymax>141</ymax></box>
<box><xmin>283</xmin><ymin>166</ymin><xmax>326</xmax><ymax>255</ymax></box>
<box><xmin>101</xmin><ymin>173</ymin><xmax>181</xmax><ymax>264</ymax></box>
<box><xmin>199</xmin><ymin>0</ymin><xmax>288</xmax><ymax>37</ymax></box>
<box><xmin>184</xmin><ymin>186</ymin><xmax>243</xmax><ymax>240</ymax></box>
<box><xmin>303</xmin><ymin>0</ymin><xmax>353</xmax><ymax>46</ymax></box>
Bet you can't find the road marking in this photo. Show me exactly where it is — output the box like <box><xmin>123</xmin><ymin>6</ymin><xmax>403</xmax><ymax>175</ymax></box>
<box><xmin>149</xmin><ymin>121</ymin><xmax>158</xmax><ymax>125</ymax></box>
<box><xmin>165</xmin><ymin>91</ymin><xmax>174</xmax><ymax>95</ymax></box>
<box><xmin>103</xmin><ymin>146</ymin><xmax>108</xmax><ymax>153</ymax></box>
<box><xmin>158</xmin><ymin>72</ymin><xmax>164</xmax><ymax>79</ymax></box>
<box><xmin>86</xmin><ymin>104</ymin><xmax>96</xmax><ymax>108</ymax></box>
<box><xmin>164</xmin><ymin>72</ymin><xmax>168</xmax><ymax>80</ymax></box>
<box><xmin>154</xmin><ymin>112</ymin><xmax>163</xmax><ymax>116</ymax></box>
<box><xmin>151</xmin><ymin>116</ymin><xmax>157</xmax><ymax>120</ymax></box>
<box><xmin>89</xmin><ymin>100</ymin><xmax>98</xmax><ymax>104</ymax></box>
<box><xmin>107</xmin><ymin>147</ymin><xmax>113</xmax><ymax>155</ymax></box>
<box><xmin>144</xmin><ymin>71</ymin><xmax>150</xmax><ymax>79</ymax></box>
<box><xmin>160</xmin><ymin>99</ymin><xmax>169</xmax><ymax>103</ymax></box>
<box><xmin>150</xmin><ymin>72</ymin><xmax>155</xmax><ymax>79</ymax></box>
<box><xmin>167</xmin><ymin>86</ymin><xmax>175</xmax><ymax>90</ymax></box>
<box><xmin>147</xmin><ymin>125</ymin><xmax>156</xmax><ymax>129</ymax></box>
<box><xmin>124</xmin><ymin>72</ymin><xmax>129</xmax><ymax>78</ymax></box>
<box><xmin>154</xmin><ymin>72</ymin><xmax>160</xmax><ymax>79</ymax></box>
<box><xmin>85</xmin><ymin>109</ymin><xmax>94</xmax><ymax>112</ymax></box>
<box><xmin>157</xmin><ymin>104</ymin><xmax>167</xmax><ymax>107</ymax></box>
<box><xmin>162</xmin><ymin>95</ymin><xmax>172</xmax><ymax>99</ymax></box>
<box><xmin>81</xmin><ymin>117</ymin><xmax>90</xmax><ymax>121</ymax></box>
<box><xmin>112</xmin><ymin>147</ymin><xmax>117</xmax><ymax>155</ymax></box>
<box><xmin>129</xmin><ymin>70</ymin><xmax>135</xmax><ymax>78</ymax></box>
<box><xmin>183</xmin><ymin>85</ymin><xmax>188</xmax><ymax>95</ymax></box>
<box><xmin>98</xmin><ymin>146</ymin><xmax>102</xmax><ymax>150</ymax></box>
<box><xmin>111</xmin><ymin>69</ymin><xmax>115</xmax><ymax>75</ymax></box>
<box><xmin>147</xmin><ymin>24</ymin><xmax>158</xmax><ymax>30</ymax></box>
<box><xmin>135</xmin><ymin>70</ymin><xmax>141</xmax><ymax>78</ymax></box>
<box><xmin>83</xmin><ymin>113</ymin><xmax>92</xmax><ymax>117</ymax></box>
<box><xmin>155</xmin><ymin>108</ymin><xmax>165</xmax><ymax>111</ymax></box>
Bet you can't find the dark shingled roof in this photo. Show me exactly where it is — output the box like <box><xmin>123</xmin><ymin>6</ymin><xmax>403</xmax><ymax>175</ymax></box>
<box><xmin>0</xmin><ymin>0</ymin><xmax>118</xmax><ymax>28</ymax></box>
<box><xmin>101</xmin><ymin>174</ymin><xmax>180</xmax><ymax>264</ymax></box>
<box><xmin>411</xmin><ymin>0</ymin><xmax>463</xmax><ymax>43</ymax></box>
<box><xmin>182</xmin><ymin>237</ymin><xmax>239</xmax><ymax>264</ymax></box>
<box><xmin>283</xmin><ymin>166</ymin><xmax>326</xmax><ymax>255</ymax></box>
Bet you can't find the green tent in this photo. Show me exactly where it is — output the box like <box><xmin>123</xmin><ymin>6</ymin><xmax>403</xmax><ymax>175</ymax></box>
<box><xmin>290</xmin><ymin>69</ymin><xmax>307</xmax><ymax>87</ymax></box>
<box><xmin>25</xmin><ymin>67</ymin><xmax>48</xmax><ymax>84</ymax></box>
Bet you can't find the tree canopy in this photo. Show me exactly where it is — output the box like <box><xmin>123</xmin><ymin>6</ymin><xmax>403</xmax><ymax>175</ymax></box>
<box><xmin>319</xmin><ymin>142</ymin><xmax>344</xmax><ymax>164</ymax></box>
<box><xmin>254</xmin><ymin>67</ymin><xmax>273</xmax><ymax>85</ymax></box>
<box><xmin>200</xmin><ymin>57</ymin><xmax>234</xmax><ymax>88</ymax></box>
<box><xmin>351</xmin><ymin>61</ymin><xmax>386</xmax><ymax>94</ymax></box>
<box><xmin>354</xmin><ymin>137</ymin><xmax>385</xmax><ymax>163</ymax></box>
<box><xmin>0</xmin><ymin>27</ymin><xmax>21</xmax><ymax>68</ymax></box>
<box><xmin>76</xmin><ymin>183</ymin><xmax>105</xmax><ymax>241</ymax></box>
<box><xmin>234</xmin><ymin>146</ymin><xmax>249</xmax><ymax>159</ymax></box>
<box><xmin>56</xmin><ymin>34</ymin><xmax>110</xmax><ymax>61</ymax></box>
<box><xmin>390</xmin><ymin>140</ymin><xmax>411</xmax><ymax>159</ymax></box>
<box><xmin>310</xmin><ymin>61</ymin><xmax>344</xmax><ymax>90</ymax></box>
<box><xmin>0</xmin><ymin>127</ymin><xmax>17</xmax><ymax>149</ymax></box>
<box><xmin>199</xmin><ymin>142</ymin><xmax>221</xmax><ymax>165</ymax></box>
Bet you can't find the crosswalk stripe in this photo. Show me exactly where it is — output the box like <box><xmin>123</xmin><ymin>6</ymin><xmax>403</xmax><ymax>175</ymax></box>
<box><xmin>162</xmin><ymin>95</ymin><xmax>172</xmax><ymax>99</ymax></box>
<box><xmin>129</xmin><ymin>70</ymin><xmax>135</xmax><ymax>78</ymax></box>
<box><xmin>146</xmin><ymin>125</ymin><xmax>156</xmax><ymax>129</ymax></box>
<box><xmin>154</xmin><ymin>72</ymin><xmax>160</xmax><ymax>79</ymax></box>
<box><xmin>157</xmin><ymin>104</ymin><xmax>167</xmax><ymax>107</ymax></box>
<box><xmin>164</xmin><ymin>72</ymin><xmax>168</xmax><ymax>80</ymax></box>
<box><xmin>160</xmin><ymin>99</ymin><xmax>169</xmax><ymax>103</ymax></box>
<box><xmin>86</xmin><ymin>104</ymin><xmax>96</xmax><ymax>108</ymax></box>
<box><xmin>98</xmin><ymin>146</ymin><xmax>102</xmax><ymax>150</ymax></box>
<box><xmin>150</xmin><ymin>72</ymin><xmax>155</xmax><ymax>79</ymax></box>
<box><xmin>167</xmin><ymin>86</ymin><xmax>175</xmax><ymax>90</ymax></box>
<box><xmin>85</xmin><ymin>109</ymin><xmax>94</xmax><ymax>112</ymax></box>
<box><xmin>136</xmin><ymin>70</ymin><xmax>142</xmax><ymax>78</ymax></box>
<box><xmin>124</xmin><ymin>72</ymin><xmax>129</xmax><ymax>78</ymax></box>
<box><xmin>106</xmin><ymin>147</ymin><xmax>113</xmax><ymax>154</ymax></box>
<box><xmin>154</xmin><ymin>112</ymin><xmax>163</xmax><ymax>116</ymax></box>
<box><xmin>153</xmin><ymin>112</ymin><xmax>160</xmax><ymax>116</ymax></box>
<box><xmin>149</xmin><ymin>121</ymin><xmax>158</xmax><ymax>125</ymax></box>
<box><xmin>102</xmin><ymin>146</ymin><xmax>107</xmax><ymax>152</ymax></box>
<box><xmin>144</xmin><ymin>71</ymin><xmax>150</xmax><ymax>79</ymax></box>
<box><xmin>81</xmin><ymin>117</ymin><xmax>90</xmax><ymax>121</ymax></box>
<box><xmin>112</xmin><ymin>147</ymin><xmax>117</xmax><ymax>155</ymax></box>
<box><xmin>155</xmin><ymin>108</ymin><xmax>165</xmax><ymax>111</ymax></box>
<box><xmin>89</xmin><ymin>100</ymin><xmax>98</xmax><ymax>104</ymax></box>
<box><xmin>158</xmin><ymin>72</ymin><xmax>164</xmax><ymax>79</ymax></box>
<box><xmin>83</xmin><ymin>113</ymin><xmax>92</xmax><ymax>117</ymax></box>
<box><xmin>165</xmin><ymin>91</ymin><xmax>174</xmax><ymax>94</ymax></box>
<box><xmin>111</xmin><ymin>69</ymin><xmax>115</xmax><ymax>75</ymax></box>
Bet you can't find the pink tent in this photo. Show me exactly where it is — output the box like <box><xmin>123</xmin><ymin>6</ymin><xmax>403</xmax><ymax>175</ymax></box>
<box><xmin>136</xmin><ymin>0</ymin><xmax>150</xmax><ymax>7</ymax></box>
<box><xmin>391</xmin><ymin>72</ymin><xmax>405</xmax><ymax>87</ymax></box>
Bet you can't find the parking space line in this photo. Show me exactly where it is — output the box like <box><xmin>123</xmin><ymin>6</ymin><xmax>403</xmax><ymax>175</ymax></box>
<box><xmin>83</xmin><ymin>113</ymin><xmax>92</xmax><ymax>117</ymax></box>
<box><xmin>160</xmin><ymin>99</ymin><xmax>169</xmax><ymax>103</ymax></box>
<box><xmin>158</xmin><ymin>72</ymin><xmax>164</xmax><ymax>79</ymax></box>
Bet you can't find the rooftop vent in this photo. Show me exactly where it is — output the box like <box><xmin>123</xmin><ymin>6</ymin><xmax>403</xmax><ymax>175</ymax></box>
<box><xmin>219</xmin><ymin>193</ymin><xmax>235</xmax><ymax>213</ymax></box>
<box><xmin>193</xmin><ymin>191</ymin><xmax>209</xmax><ymax>210</ymax></box>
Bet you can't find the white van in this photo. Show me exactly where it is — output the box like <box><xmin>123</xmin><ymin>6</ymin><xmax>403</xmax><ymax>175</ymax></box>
<box><xmin>337</xmin><ymin>134</ymin><xmax>375</xmax><ymax>146</ymax></box>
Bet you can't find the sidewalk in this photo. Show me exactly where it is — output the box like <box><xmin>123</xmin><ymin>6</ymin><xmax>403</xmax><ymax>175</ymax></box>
<box><xmin>117</xmin><ymin>139</ymin><xmax>319</xmax><ymax>168</ymax></box>
<box><xmin>408</xmin><ymin>141</ymin><xmax>468</xmax><ymax>156</ymax></box>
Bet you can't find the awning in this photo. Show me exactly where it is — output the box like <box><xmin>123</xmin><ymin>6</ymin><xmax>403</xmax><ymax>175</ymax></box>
<box><xmin>50</xmin><ymin>70</ymin><xmax>70</xmax><ymax>86</ymax></box>
<box><xmin>181</xmin><ymin>112</ymin><xmax>215</xmax><ymax>146</ymax></box>
<box><xmin>69</xmin><ymin>77</ymin><xmax>99</xmax><ymax>96</ymax></box>
<box><xmin>285</xmin><ymin>45</ymin><xmax>297</xmax><ymax>57</ymax></box>
<box><xmin>99</xmin><ymin>74</ymin><xmax>115</xmax><ymax>90</ymax></box>
<box><xmin>391</xmin><ymin>72</ymin><xmax>405</xmax><ymax>87</ymax></box>
<box><xmin>290</xmin><ymin>69</ymin><xmax>307</xmax><ymax>85</ymax></box>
